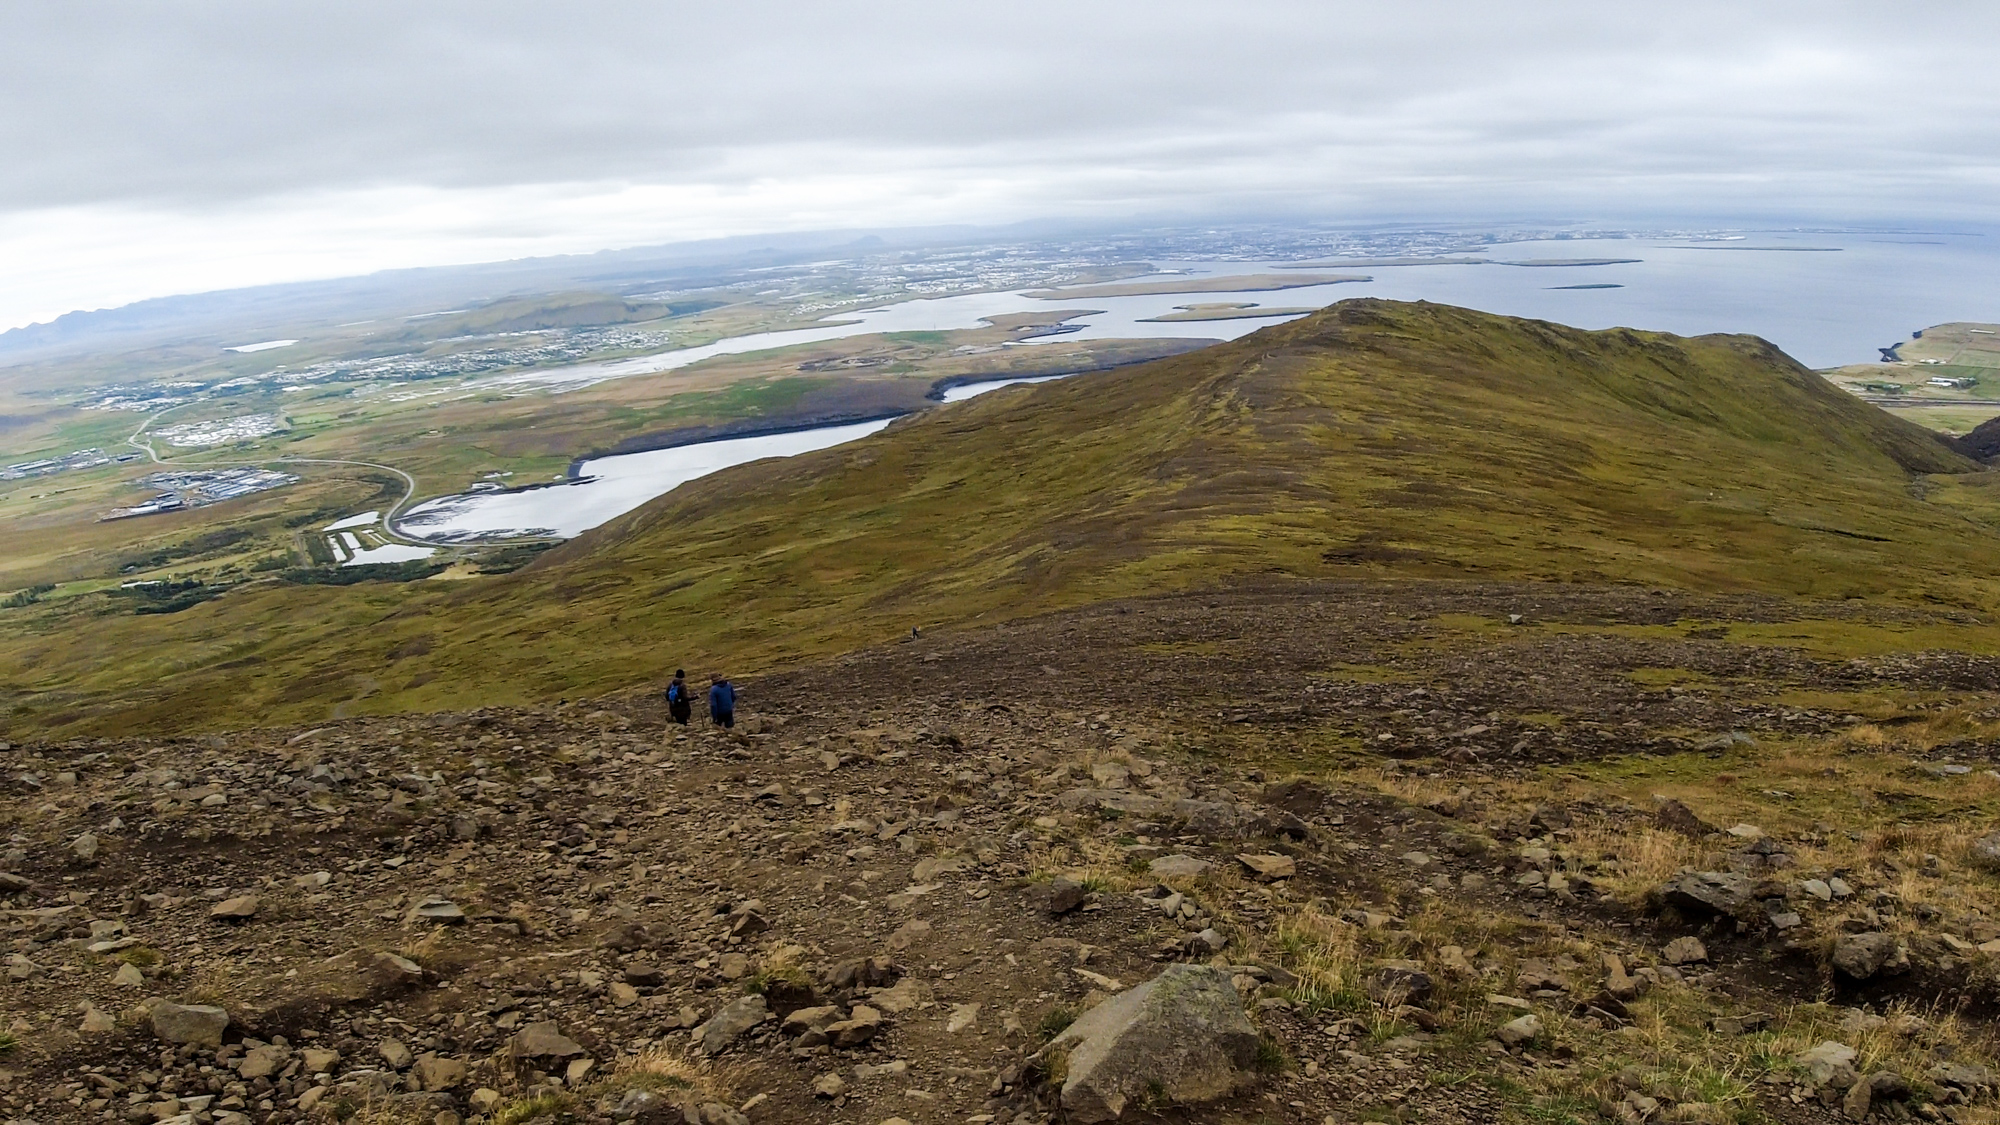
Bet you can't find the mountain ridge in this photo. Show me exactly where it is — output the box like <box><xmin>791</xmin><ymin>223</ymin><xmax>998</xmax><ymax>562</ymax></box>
<box><xmin>5</xmin><ymin>298</ymin><xmax>1998</xmax><ymax>735</ymax></box>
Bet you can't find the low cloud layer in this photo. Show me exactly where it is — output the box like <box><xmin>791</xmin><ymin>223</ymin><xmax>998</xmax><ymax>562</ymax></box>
<box><xmin>5</xmin><ymin>0</ymin><xmax>1998</xmax><ymax>329</ymax></box>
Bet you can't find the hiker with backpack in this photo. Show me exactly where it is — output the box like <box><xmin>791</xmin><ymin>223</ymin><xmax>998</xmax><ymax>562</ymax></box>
<box><xmin>665</xmin><ymin>669</ymin><xmax>692</xmax><ymax>725</ymax></box>
<box><xmin>707</xmin><ymin>674</ymin><xmax>736</xmax><ymax>729</ymax></box>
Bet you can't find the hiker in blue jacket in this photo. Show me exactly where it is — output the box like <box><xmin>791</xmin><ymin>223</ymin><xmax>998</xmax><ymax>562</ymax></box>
<box><xmin>707</xmin><ymin>675</ymin><xmax>736</xmax><ymax>729</ymax></box>
<box><xmin>665</xmin><ymin>669</ymin><xmax>692</xmax><ymax>725</ymax></box>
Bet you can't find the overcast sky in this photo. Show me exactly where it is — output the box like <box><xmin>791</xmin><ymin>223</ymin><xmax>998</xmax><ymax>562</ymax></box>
<box><xmin>5</xmin><ymin>0</ymin><xmax>1998</xmax><ymax>331</ymax></box>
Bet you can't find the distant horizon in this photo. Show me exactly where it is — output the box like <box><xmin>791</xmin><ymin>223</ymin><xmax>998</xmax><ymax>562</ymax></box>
<box><xmin>7</xmin><ymin>211</ymin><xmax>1996</xmax><ymax>337</ymax></box>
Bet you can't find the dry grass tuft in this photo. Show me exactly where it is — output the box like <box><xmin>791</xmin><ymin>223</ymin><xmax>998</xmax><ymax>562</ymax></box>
<box><xmin>605</xmin><ymin>1045</ymin><xmax>745</xmax><ymax>1103</ymax></box>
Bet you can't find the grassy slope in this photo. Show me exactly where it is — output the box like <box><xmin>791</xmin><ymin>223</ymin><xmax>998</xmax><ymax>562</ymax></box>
<box><xmin>6</xmin><ymin>299</ymin><xmax>1999</xmax><ymax>735</ymax></box>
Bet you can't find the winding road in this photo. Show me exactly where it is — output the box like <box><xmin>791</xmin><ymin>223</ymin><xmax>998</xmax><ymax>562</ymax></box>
<box><xmin>125</xmin><ymin>405</ymin><xmax>432</xmax><ymax>546</ymax></box>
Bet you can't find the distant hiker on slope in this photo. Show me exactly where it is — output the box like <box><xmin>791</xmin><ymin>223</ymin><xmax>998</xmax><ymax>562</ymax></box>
<box><xmin>708</xmin><ymin>674</ymin><xmax>736</xmax><ymax>729</ymax></box>
<box><xmin>665</xmin><ymin>669</ymin><xmax>692</xmax><ymax>725</ymax></box>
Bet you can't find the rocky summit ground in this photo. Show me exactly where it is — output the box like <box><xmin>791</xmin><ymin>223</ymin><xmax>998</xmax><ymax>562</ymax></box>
<box><xmin>9</xmin><ymin>580</ymin><xmax>2000</xmax><ymax>1125</ymax></box>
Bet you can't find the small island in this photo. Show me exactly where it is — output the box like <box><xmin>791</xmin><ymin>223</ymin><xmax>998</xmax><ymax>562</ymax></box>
<box><xmin>1024</xmin><ymin>273</ymin><xmax>1369</xmax><ymax>299</ymax></box>
<box><xmin>1138</xmin><ymin>302</ymin><xmax>1321</xmax><ymax>323</ymax></box>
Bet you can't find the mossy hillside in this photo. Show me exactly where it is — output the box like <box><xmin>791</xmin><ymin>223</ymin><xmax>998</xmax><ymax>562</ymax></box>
<box><xmin>7</xmin><ymin>299</ymin><xmax>2000</xmax><ymax>735</ymax></box>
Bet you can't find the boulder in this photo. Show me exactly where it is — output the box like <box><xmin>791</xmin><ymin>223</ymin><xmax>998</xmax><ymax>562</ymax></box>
<box><xmin>1038</xmin><ymin>964</ymin><xmax>1259</xmax><ymax>1123</ymax></box>
<box><xmin>692</xmin><ymin>994</ymin><xmax>770</xmax><ymax>1054</ymax></box>
<box><xmin>1831</xmin><ymin>932</ymin><xmax>1907</xmax><ymax>980</ymax></box>
<box><xmin>1658</xmin><ymin>870</ymin><xmax>1753</xmax><ymax>916</ymax></box>
<box><xmin>151</xmin><ymin>1001</ymin><xmax>229</xmax><ymax>1046</ymax></box>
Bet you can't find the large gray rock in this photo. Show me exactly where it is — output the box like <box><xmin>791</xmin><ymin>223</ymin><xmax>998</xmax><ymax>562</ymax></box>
<box><xmin>1657</xmin><ymin>870</ymin><xmax>1754</xmax><ymax>916</ymax></box>
<box><xmin>1831</xmin><ymin>932</ymin><xmax>1908</xmax><ymax>980</ymax></box>
<box><xmin>151</xmin><ymin>1001</ymin><xmax>230</xmax><ymax>1046</ymax></box>
<box><xmin>692</xmin><ymin>994</ymin><xmax>770</xmax><ymax>1055</ymax></box>
<box><xmin>1040</xmin><ymin>964</ymin><xmax>1259</xmax><ymax>1122</ymax></box>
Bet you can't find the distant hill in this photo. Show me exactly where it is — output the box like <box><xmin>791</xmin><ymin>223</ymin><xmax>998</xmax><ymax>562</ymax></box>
<box><xmin>6</xmin><ymin>299</ymin><xmax>1997</xmax><ymax>734</ymax></box>
<box><xmin>0</xmin><ymin>222</ymin><xmax>1076</xmax><ymax>364</ymax></box>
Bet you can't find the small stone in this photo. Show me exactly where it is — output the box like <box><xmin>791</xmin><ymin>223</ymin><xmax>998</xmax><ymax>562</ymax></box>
<box><xmin>888</xmin><ymin>918</ymin><xmax>933</xmax><ymax>949</ymax></box>
<box><xmin>1148</xmin><ymin>855</ymin><xmax>1212</xmax><ymax>879</ymax></box>
<box><xmin>151</xmin><ymin>1001</ymin><xmax>229</xmax><ymax>1046</ymax></box>
<box><xmin>610</xmin><ymin>982</ymin><xmax>640</xmax><ymax>1008</ymax></box>
<box><xmin>1662</xmin><ymin>936</ymin><xmax>1708</xmax><ymax>965</ymax></box>
<box><xmin>612</xmin><ymin>1089</ymin><xmax>662</xmax><ymax>1121</ymax></box>
<box><xmin>947</xmin><ymin>1003</ymin><xmax>980</xmax><ymax>1033</ymax></box>
<box><xmin>511</xmin><ymin>1021</ymin><xmax>587</xmax><ymax>1060</ymax></box>
<box><xmin>414</xmin><ymin>1054</ymin><xmax>466</xmax><ymax>1091</ymax></box>
<box><xmin>566</xmin><ymin>1058</ymin><xmax>595</xmax><ymax>1085</ymax></box>
<box><xmin>302</xmin><ymin>1048</ymin><xmax>340</xmax><ymax>1073</ymax></box>
<box><xmin>813</xmin><ymin>1073</ymin><xmax>846</xmax><ymax>1098</ymax></box>
<box><xmin>1496</xmin><ymin>1014</ymin><xmax>1542</xmax><ymax>1047</ymax></box>
<box><xmin>1801</xmin><ymin>879</ymin><xmax>1832</xmax><ymax>900</ymax></box>
<box><xmin>72</xmin><ymin>834</ymin><xmax>99</xmax><ymax>862</ymax></box>
<box><xmin>78</xmin><ymin>1006</ymin><xmax>116</xmax><ymax>1033</ymax></box>
<box><xmin>1652</xmin><ymin>797</ymin><xmax>1713</xmax><ymax>837</ymax></box>
<box><xmin>1795</xmin><ymin>1041</ymin><xmax>1859</xmax><ymax>1088</ymax></box>
<box><xmin>828</xmin><ymin>1004</ymin><xmax>885</xmax><ymax>1047</ymax></box>
<box><xmin>210</xmin><ymin>895</ymin><xmax>259</xmax><ymax>921</ymax></box>
<box><xmin>113</xmin><ymin>962</ymin><xmax>145</xmax><ymax>987</ymax></box>
<box><xmin>1365</xmin><ymin>964</ymin><xmax>1434</xmax><ymax>1007</ymax></box>
<box><xmin>378</xmin><ymin>1038</ymin><xmax>414</xmax><ymax>1069</ymax></box>
<box><xmin>872</xmin><ymin>976</ymin><xmax>934</xmax><ymax>1013</ymax></box>
<box><xmin>238</xmin><ymin>1045</ymin><xmax>286</xmax><ymax>1079</ymax></box>
<box><xmin>1602</xmin><ymin>954</ymin><xmax>1637</xmax><ymax>1002</ymax></box>
<box><xmin>1971</xmin><ymin>831</ymin><xmax>2000</xmax><ymax>872</ymax></box>
<box><xmin>693</xmin><ymin>995</ymin><xmax>770</xmax><ymax>1054</ymax></box>
<box><xmin>1831</xmin><ymin>932</ymin><xmax>1906</xmax><ymax>980</ymax></box>
<box><xmin>717</xmin><ymin>952</ymin><xmax>749</xmax><ymax>980</ymax></box>
<box><xmin>1235</xmin><ymin>853</ymin><xmax>1296</xmax><ymax>879</ymax></box>
<box><xmin>407</xmin><ymin>897</ymin><xmax>465</xmax><ymax>925</ymax></box>
<box><xmin>1658</xmin><ymin>870</ymin><xmax>1752</xmax><ymax>916</ymax></box>
<box><xmin>599</xmin><ymin>921</ymin><xmax>652</xmax><ymax>951</ymax></box>
<box><xmin>1047</xmin><ymin>877</ymin><xmax>1088</xmax><ymax>915</ymax></box>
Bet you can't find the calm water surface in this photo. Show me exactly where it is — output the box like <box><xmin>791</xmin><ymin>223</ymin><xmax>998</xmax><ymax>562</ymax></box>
<box><xmin>394</xmin><ymin>230</ymin><xmax>2000</xmax><ymax>540</ymax></box>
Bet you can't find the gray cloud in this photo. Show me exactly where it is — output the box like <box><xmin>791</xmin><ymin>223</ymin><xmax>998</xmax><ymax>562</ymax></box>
<box><xmin>7</xmin><ymin>0</ymin><xmax>1997</xmax><ymax>212</ymax></box>
<box><xmin>3</xmin><ymin>1</ymin><xmax>1999</xmax><ymax>326</ymax></box>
